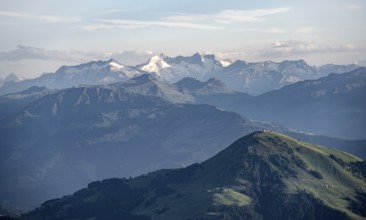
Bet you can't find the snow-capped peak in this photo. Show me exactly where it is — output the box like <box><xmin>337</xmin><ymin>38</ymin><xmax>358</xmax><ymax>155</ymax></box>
<box><xmin>219</xmin><ymin>60</ymin><xmax>232</xmax><ymax>67</ymax></box>
<box><xmin>140</xmin><ymin>54</ymin><xmax>171</xmax><ymax>74</ymax></box>
<box><xmin>108</xmin><ymin>59</ymin><xmax>124</xmax><ymax>71</ymax></box>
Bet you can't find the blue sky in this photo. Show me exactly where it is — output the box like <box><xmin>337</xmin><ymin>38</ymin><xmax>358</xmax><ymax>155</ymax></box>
<box><xmin>0</xmin><ymin>0</ymin><xmax>365</xmax><ymax>78</ymax></box>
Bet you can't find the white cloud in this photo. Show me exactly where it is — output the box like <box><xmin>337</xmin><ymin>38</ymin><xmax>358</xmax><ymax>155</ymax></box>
<box><xmin>103</xmin><ymin>50</ymin><xmax>155</xmax><ymax>65</ymax></box>
<box><xmin>166</xmin><ymin>8</ymin><xmax>291</xmax><ymax>24</ymax></box>
<box><xmin>214</xmin><ymin>8</ymin><xmax>291</xmax><ymax>23</ymax></box>
<box><xmin>0</xmin><ymin>11</ymin><xmax>80</xmax><ymax>23</ymax></box>
<box><xmin>214</xmin><ymin>51</ymin><xmax>249</xmax><ymax>62</ymax></box>
<box><xmin>0</xmin><ymin>46</ymin><xmax>157</xmax><ymax>78</ymax></box>
<box><xmin>230</xmin><ymin>27</ymin><xmax>286</xmax><ymax>34</ymax></box>
<box><xmin>265</xmin><ymin>40</ymin><xmax>357</xmax><ymax>57</ymax></box>
<box><xmin>0</xmin><ymin>46</ymin><xmax>156</xmax><ymax>65</ymax></box>
<box><xmin>84</xmin><ymin>7</ymin><xmax>291</xmax><ymax>31</ymax></box>
<box><xmin>166</xmin><ymin>8</ymin><xmax>291</xmax><ymax>23</ymax></box>
<box><xmin>83</xmin><ymin>19</ymin><xmax>221</xmax><ymax>31</ymax></box>
<box><xmin>0</xmin><ymin>45</ymin><xmax>91</xmax><ymax>61</ymax></box>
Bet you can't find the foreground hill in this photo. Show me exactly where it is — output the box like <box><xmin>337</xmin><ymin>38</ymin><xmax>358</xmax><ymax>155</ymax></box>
<box><xmin>24</xmin><ymin>132</ymin><xmax>366</xmax><ymax>220</ymax></box>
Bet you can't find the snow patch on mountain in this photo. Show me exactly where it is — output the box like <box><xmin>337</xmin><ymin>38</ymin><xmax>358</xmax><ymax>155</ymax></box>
<box><xmin>138</xmin><ymin>53</ymin><xmax>224</xmax><ymax>83</ymax></box>
<box><xmin>109</xmin><ymin>59</ymin><xmax>124</xmax><ymax>71</ymax></box>
<box><xmin>219</xmin><ymin>60</ymin><xmax>231</xmax><ymax>67</ymax></box>
<box><xmin>140</xmin><ymin>54</ymin><xmax>171</xmax><ymax>74</ymax></box>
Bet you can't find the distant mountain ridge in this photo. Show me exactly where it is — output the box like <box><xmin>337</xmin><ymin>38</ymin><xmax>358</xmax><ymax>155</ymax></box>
<box><xmin>0</xmin><ymin>53</ymin><xmax>360</xmax><ymax>96</ymax></box>
<box><xmin>225</xmin><ymin>67</ymin><xmax>366</xmax><ymax>140</ymax></box>
<box><xmin>0</xmin><ymin>59</ymin><xmax>146</xmax><ymax>95</ymax></box>
<box><xmin>173</xmin><ymin>67</ymin><xmax>366</xmax><ymax>140</ymax></box>
<box><xmin>138</xmin><ymin>53</ymin><xmax>359</xmax><ymax>94</ymax></box>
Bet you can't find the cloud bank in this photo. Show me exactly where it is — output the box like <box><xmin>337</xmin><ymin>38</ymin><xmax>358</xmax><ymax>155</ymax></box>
<box><xmin>83</xmin><ymin>7</ymin><xmax>291</xmax><ymax>31</ymax></box>
<box><xmin>0</xmin><ymin>46</ymin><xmax>156</xmax><ymax>65</ymax></box>
<box><xmin>0</xmin><ymin>11</ymin><xmax>80</xmax><ymax>23</ymax></box>
<box><xmin>0</xmin><ymin>46</ymin><xmax>91</xmax><ymax>61</ymax></box>
<box><xmin>265</xmin><ymin>40</ymin><xmax>357</xmax><ymax>56</ymax></box>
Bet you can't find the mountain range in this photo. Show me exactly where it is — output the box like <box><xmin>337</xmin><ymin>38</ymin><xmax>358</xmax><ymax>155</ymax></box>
<box><xmin>24</xmin><ymin>132</ymin><xmax>366</xmax><ymax>220</ymax></box>
<box><xmin>0</xmin><ymin>59</ymin><xmax>145</xmax><ymax>96</ymax></box>
<box><xmin>195</xmin><ymin>67</ymin><xmax>366</xmax><ymax>140</ymax></box>
<box><xmin>118</xmin><ymin>68</ymin><xmax>366</xmax><ymax>140</ymax></box>
<box><xmin>138</xmin><ymin>53</ymin><xmax>360</xmax><ymax>94</ymax></box>
<box><xmin>0</xmin><ymin>53</ymin><xmax>360</xmax><ymax>96</ymax></box>
<box><xmin>1</xmin><ymin>73</ymin><xmax>365</xmax><ymax>210</ymax></box>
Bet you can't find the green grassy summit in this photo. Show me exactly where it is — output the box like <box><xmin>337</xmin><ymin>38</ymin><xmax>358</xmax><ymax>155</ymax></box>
<box><xmin>25</xmin><ymin>131</ymin><xmax>366</xmax><ymax>220</ymax></box>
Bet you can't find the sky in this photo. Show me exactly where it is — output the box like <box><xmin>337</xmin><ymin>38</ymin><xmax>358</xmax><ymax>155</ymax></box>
<box><xmin>0</xmin><ymin>0</ymin><xmax>365</xmax><ymax>78</ymax></box>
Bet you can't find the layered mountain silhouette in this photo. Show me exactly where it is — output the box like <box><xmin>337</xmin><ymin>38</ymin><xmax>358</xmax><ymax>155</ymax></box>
<box><xmin>0</xmin><ymin>54</ymin><xmax>360</xmax><ymax>96</ymax></box>
<box><xmin>171</xmin><ymin>68</ymin><xmax>366</xmax><ymax>140</ymax></box>
<box><xmin>1</xmin><ymin>74</ymin><xmax>365</xmax><ymax>210</ymax></box>
<box><xmin>0</xmin><ymin>55</ymin><xmax>365</xmax><ymax>214</ymax></box>
<box><xmin>0</xmin><ymin>83</ymin><xmax>258</xmax><ymax>208</ymax></box>
<box><xmin>24</xmin><ymin>132</ymin><xmax>366</xmax><ymax>220</ymax></box>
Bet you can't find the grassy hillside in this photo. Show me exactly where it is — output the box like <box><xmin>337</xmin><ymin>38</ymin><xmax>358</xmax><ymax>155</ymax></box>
<box><xmin>24</xmin><ymin>131</ymin><xmax>366</xmax><ymax>220</ymax></box>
